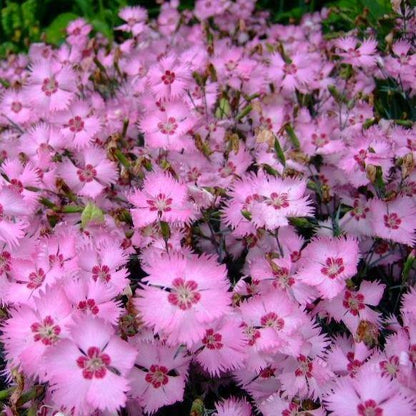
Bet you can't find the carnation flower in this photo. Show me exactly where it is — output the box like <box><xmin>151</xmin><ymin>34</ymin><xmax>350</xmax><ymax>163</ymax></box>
<box><xmin>369</xmin><ymin>197</ymin><xmax>416</xmax><ymax>246</ymax></box>
<box><xmin>59</xmin><ymin>147</ymin><xmax>117</xmax><ymax>199</ymax></box>
<box><xmin>213</xmin><ymin>397</ymin><xmax>252</xmax><ymax>416</ymax></box>
<box><xmin>128</xmin><ymin>339</ymin><xmax>190</xmax><ymax>414</ymax></box>
<box><xmin>25</xmin><ymin>60</ymin><xmax>77</xmax><ymax>113</ymax></box>
<box><xmin>129</xmin><ymin>171</ymin><xmax>195</xmax><ymax>228</ymax></box>
<box><xmin>324</xmin><ymin>366</ymin><xmax>416</xmax><ymax>415</ymax></box>
<box><xmin>139</xmin><ymin>100</ymin><xmax>195</xmax><ymax>150</ymax></box>
<box><xmin>44</xmin><ymin>316</ymin><xmax>137</xmax><ymax>415</ymax></box>
<box><xmin>296</xmin><ymin>236</ymin><xmax>360</xmax><ymax>299</ymax></box>
<box><xmin>223</xmin><ymin>173</ymin><xmax>313</xmax><ymax>235</ymax></box>
<box><xmin>134</xmin><ymin>252</ymin><xmax>231</xmax><ymax>346</ymax></box>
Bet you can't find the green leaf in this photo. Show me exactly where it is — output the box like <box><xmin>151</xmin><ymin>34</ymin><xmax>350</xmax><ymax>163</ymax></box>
<box><xmin>273</xmin><ymin>136</ymin><xmax>286</xmax><ymax>167</ymax></box>
<box><xmin>285</xmin><ymin>124</ymin><xmax>300</xmax><ymax>149</ymax></box>
<box><xmin>44</xmin><ymin>12</ymin><xmax>79</xmax><ymax>45</ymax></box>
<box><xmin>241</xmin><ymin>210</ymin><xmax>252</xmax><ymax>220</ymax></box>
<box><xmin>360</xmin><ymin>0</ymin><xmax>392</xmax><ymax>20</ymax></box>
<box><xmin>81</xmin><ymin>203</ymin><xmax>105</xmax><ymax>229</ymax></box>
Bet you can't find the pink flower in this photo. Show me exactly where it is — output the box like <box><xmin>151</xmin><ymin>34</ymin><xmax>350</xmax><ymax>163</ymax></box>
<box><xmin>77</xmin><ymin>240</ymin><xmax>129</xmax><ymax>296</ymax></box>
<box><xmin>134</xmin><ymin>252</ymin><xmax>231</xmax><ymax>346</ymax></box>
<box><xmin>146</xmin><ymin>54</ymin><xmax>191</xmax><ymax>99</ymax></box>
<box><xmin>139</xmin><ymin>100</ymin><xmax>195</xmax><ymax>150</ymax></box>
<box><xmin>128</xmin><ymin>339</ymin><xmax>190</xmax><ymax>414</ymax></box>
<box><xmin>192</xmin><ymin>315</ymin><xmax>247</xmax><ymax>375</ymax></box>
<box><xmin>117</xmin><ymin>6</ymin><xmax>148</xmax><ymax>35</ymax></box>
<box><xmin>369</xmin><ymin>197</ymin><xmax>416</xmax><ymax>245</ymax></box>
<box><xmin>25</xmin><ymin>60</ymin><xmax>77</xmax><ymax>113</ymax></box>
<box><xmin>223</xmin><ymin>173</ymin><xmax>313</xmax><ymax>234</ymax></box>
<box><xmin>315</xmin><ymin>281</ymin><xmax>385</xmax><ymax>334</ymax></box>
<box><xmin>213</xmin><ymin>397</ymin><xmax>252</xmax><ymax>416</ymax></box>
<box><xmin>0</xmin><ymin>186</ymin><xmax>29</xmax><ymax>247</ymax></box>
<box><xmin>1</xmin><ymin>286</ymin><xmax>72</xmax><ymax>379</ymax></box>
<box><xmin>296</xmin><ymin>236</ymin><xmax>360</xmax><ymax>299</ymax></box>
<box><xmin>324</xmin><ymin>367</ymin><xmax>416</xmax><ymax>415</ymax></box>
<box><xmin>335</xmin><ymin>37</ymin><xmax>378</xmax><ymax>68</ymax></box>
<box><xmin>239</xmin><ymin>289</ymin><xmax>308</xmax><ymax>356</ymax></box>
<box><xmin>129</xmin><ymin>171</ymin><xmax>195</xmax><ymax>228</ymax></box>
<box><xmin>0</xmin><ymin>89</ymin><xmax>32</xmax><ymax>124</ymax></box>
<box><xmin>44</xmin><ymin>316</ymin><xmax>137</xmax><ymax>415</ymax></box>
<box><xmin>54</xmin><ymin>101</ymin><xmax>102</xmax><ymax>149</ymax></box>
<box><xmin>59</xmin><ymin>147</ymin><xmax>117</xmax><ymax>199</ymax></box>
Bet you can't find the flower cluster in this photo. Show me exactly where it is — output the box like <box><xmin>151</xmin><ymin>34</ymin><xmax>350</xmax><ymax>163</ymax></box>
<box><xmin>0</xmin><ymin>1</ymin><xmax>416</xmax><ymax>415</ymax></box>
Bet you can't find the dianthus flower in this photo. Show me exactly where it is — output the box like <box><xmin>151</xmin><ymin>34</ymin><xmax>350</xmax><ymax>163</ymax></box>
<box><xmin>129</xmin><ymin>171</ymin><xmax>195</xmax><ymax>228</ymax></box>
<box><xmin>128</xmin><ymin>339</ymin><xmax>190</xmax><ymax>414</ymax></box>
<box><xmin>44</xmin><ymin>316</ymin><xmax>137</xmax><ymax>416</ymax></box>
<box><xmin>134</xmin><ymin>252</ymin><xmax>231</xmax><ymax>346</ymax></box>
<box><xmin>296</xmin><ymin>236</ymin><xmax>360</xmax><ymax>299</ymax></box>
<box><xmin>324</xmin><ymin>367</ymin><xmax>416</xmax><ymax>415</ymax></box>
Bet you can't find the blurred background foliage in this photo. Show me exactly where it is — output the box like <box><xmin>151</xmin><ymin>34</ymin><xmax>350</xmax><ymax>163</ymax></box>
<box><xmin>0</xmin><ymin>0</ymin><xmax>403</xmax><ymax>57</ymax></box>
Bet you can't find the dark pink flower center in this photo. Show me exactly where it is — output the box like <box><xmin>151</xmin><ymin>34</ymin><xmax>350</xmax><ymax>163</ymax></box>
<box><xmin>0</xmin><ymin>251</ymin><xmax>11</xmax><ymax>274</ymax></box>
<box><xmin>48</xmin><ymin>253</ymin><xmax>64</xmax><ymax>267</ymax></box>
<box><xmin>312</xmin><ymin>133</ymin><xmax>329</xmax><ymax>148</ymax></box>
<box><xmin>351</xmin><ymin>200</ymin><xmax>369</xmax><ymax>220</ymax></box>
<box><xmin>379</xmin><ymin>356</ymin><xmax>399</xmax><ymax>377</ymax></box>
<box><xmin>147</xmin><ymin>193</ymin><xmax>173</xmax><ymax>213</ymax></box>
<box><xmin>202</xmin><ymin>329</ymin><xmax>223</xmax><ymax>350</ymax></box>
<box><xmin>282</xmin><ymin>403</ymin><xmax>301</xmax><ymax>416</ymax></box>
<box><xmin>92</xmin><ymin>265</ymin><xmax>111</xmax><ymax>283</ymax></box>
<box><xmin>9</xmin><ymin>179</ymin><xmax>24</xmax><ymax>194</ymax></box>
<box><xmin>283</xmin><ymin>63</ymin><xmax>297</xmax><ymax>75</ymax></box>
<box><xmin>11</xmin><ymin>101</ymin><xmax>22</xmax><ymax>113</ymax></box>
<box><xmin>242</xmin><ymin>324</ymin><xmax>261</xmax><ymax>346</ymax></box>
<box><xmin>295</xmin><ymin>354</ymin><xmax>313</xmax><ymax>377</ymax></box>
<box><xmin>77</xmin><ymin>164</ymin><xmax>97</xmax><ymax>183</ymax></box>
<box><xmin>346</xmin><ymin>352</ymin><xmax>363</xmax><ymax>375</ymax></box>
<box><xmin>31</xmin><ymin>315</ymin><xmax>61</xmax><ymax>345</ymax></box>
<box><xmin>260</xmin><ymin>312</ymin><xmax>285</xmax><ymax>330</ymax></box>
<box><xmin>145</xmin><ymin>364</ymin><xmax>169</xmax><ymax>388</ymax></box>
<box><xmin>225</xmin><ymin>59</ymin><xmax>238</xmax><ymax>71</ymax></box>
<box><xmin>41</xmin><ymin>77</ymin><xmax>59</xmax><ymax>96</ymax></box>
<box><xmin>383</xmin><ymin>213</ymin><xmax>401</xmax><ymax>230</ymax></box>
<box><xmin>343</xmin><ymin>290</ymin><xmax>365</xmax><ymax>316</ymax></box>
<box><xmin>78</xmin><ymin>298</ymin><xmax>99</xmax><ymax>315</ymax></box>
<box><xmin>259</xmin><ymin>366</ymin><xmax>275</xmax><ymax>378</ymax></box>
<box><xmin>321</xmin><ymin>257</ymin><xmax>345</xmax><ymax>279</ymax></box>
<box><xmin>77</xmin><ymin>346</ymin><xmax>111</xmax><ymax>379</ymax></box>
<box><xmin>158</xmin><ymin>116</ymin><xmax>178</xmax><ymax>135</ymax></box>
<box><xmin>357</xmin><ymin>399</ymin><xmax>383</xmax><ymax>416</ymax></box>
<box><xmin>272</xmin><ymin>267</ymin><xmax>294</xmax><ymax>289</ymax></box>
<box><xmin>161</xmin><ymin>70</ymin><xmax>176</xmax><ymax>85</ymax></box>
<box><xmin>27</xmin><ymin>268</ymin><xmax>46</xmax><ymax>289</ymax></box>
<box><xmin>219</xmin><ymin>161</ymin><xmax>236</xmax><ymax>178</ymax></box>
<box><xmin>168</xmin><ymin>278</ymin><xmax>201</xmax><ymax>310</ymax></box>
<box><xmin>266</xmin><ymin>192</ymin><xmax>290</xmax><ymax>210</ymax></box>
<box><xmin>68</xmin><ymin>116</ymin><xmax>85</xmax><ymax>133</ymax></box>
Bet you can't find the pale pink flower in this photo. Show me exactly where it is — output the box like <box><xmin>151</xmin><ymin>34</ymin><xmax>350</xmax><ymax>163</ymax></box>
<box><xmin>146</xmin><ymin>54</ymin><xmax>191</xmax><ymax>99</ymax></box>
<box><xmin>0</xmin><ymin>89</ymin><xmax>32</xmax><ymax>124</ymax></box>
<box><xmin>296</xmin><ymin>236</ymin><xmax>360</xmax><ymax>299</ymax></box>
<box><xmin>128</xmin><ymin>339</ymin><xmax>190</xmax><ymax>414</ymax></box>
<box><xmin>1</xmin><ymin>286</ymin><xmax>72</xmax><ymax>379</ymax></box>
<box><xmin>117</xmin><ymin>6</ymin><xmax>147</xmax><ymax>35</ymax></box>
<box><xmin>239</xmin><ymin>289</ymin><xmax>308</xmax><ymax>356</ymax></box>
<box><xmin>369</xmin><ymin>197</ymin><xmax>416</xmax><ymax>245</ymax></box>
<box><xmin>139</xmin><ymin>100</ymin><xmax>195</xmax><ymax>150</ymax></box>
<box><xmin>59</xmin><ymin>147</ymin><xmax>117</xmax><ymax>199</ymax></box>
<box><xmin>213</xmin><ymin>397</ymin><xmax>252</xmax><ymax>416</ymax></box>
<box><xmin>129</xmin><ymin>171</ymin><xmax>195</xmax><ymax>228</ymax></box>
<box><xmin>134</xmin><ymin>252</ymin><xmax>231</xmax><ymax>346</ymax></box>
<box><xmin>44</xmin><ymin>316</ymin><xmax>137</xmax><ymax>415</ymax></box>
<box><xmin>192</xmin><ymin>315</ymin><xmax>247</xmax><ymax>375</ymax></box>
<box><xmin>324</xmin><ymin>367</ymin><xmax>416</xmax><ymax>415</ymax></box>
<box><xmin>335</xmin><ymin>37</ymin><xmax>378</xmax><ymax>68</ymax></box>
<box><xmin>54</xmin><ymin>101</ymin><xmax>102</xmax><ymax>149</ymax></box>
<box><xmin>25</xmin><ymin>60</ymin><xmax>77</xmax><ymax>113</ymax></box>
